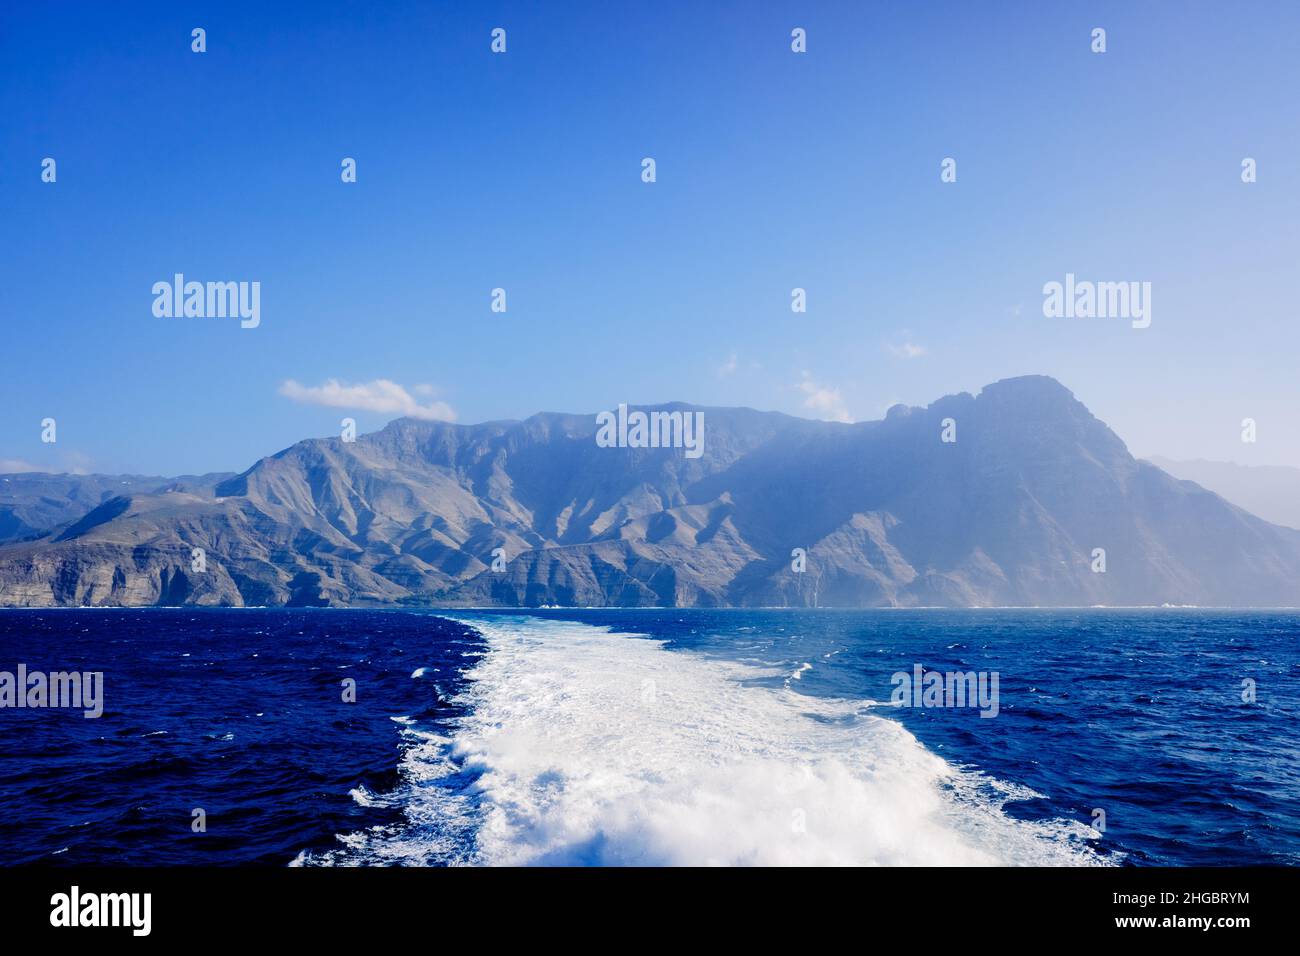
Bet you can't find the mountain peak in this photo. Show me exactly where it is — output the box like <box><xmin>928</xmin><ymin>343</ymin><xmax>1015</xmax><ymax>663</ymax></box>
<box><xmin>978</xmin><ymin>375</ymin><xmax>1076</xmax><ymax>401</ymax></box>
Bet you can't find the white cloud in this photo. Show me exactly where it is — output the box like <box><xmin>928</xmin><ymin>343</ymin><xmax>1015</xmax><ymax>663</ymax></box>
<box><xmin>886</xmin><ymin>341</ymin><xmax>927</xmax><ymax>359</ymax></box>
<box><xmin>797</xmin><ymin>372</ymin><xmax>853</xmax><ymax>423</ymax></box>
<box><xmin>717</xmin><ymin>352</ymin><xmax>739</xmax><ymax>377</ymax></box>
<box><xmin>886</xmin><ymin>331</ymin><xmax>927</xmax><ymax>359</ymax></box>
<box><xmin>0</xmin><ymin>459</ymin><xmax>39</xmax><ymax>473</ymax></box>
<box><xmin>278</xmin><ymin>379</ymin><xmax>457</xmax><ymax>422</ymax></box>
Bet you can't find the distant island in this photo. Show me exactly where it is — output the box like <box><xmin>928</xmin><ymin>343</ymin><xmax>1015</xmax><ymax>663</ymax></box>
<box><xmin>3</xmin><ymin>375</ymin><xmax>1299</xmax><ymax>608</ymax></box>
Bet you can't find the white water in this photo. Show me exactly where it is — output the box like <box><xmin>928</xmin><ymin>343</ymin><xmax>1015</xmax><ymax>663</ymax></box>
<box><xmin>304</xmin><ymin>615</ymin><xmax>1107</xmax><ymax>867</ymax></box>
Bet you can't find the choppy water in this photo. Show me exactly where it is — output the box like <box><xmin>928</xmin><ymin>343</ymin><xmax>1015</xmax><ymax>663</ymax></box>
<box><xmin>1</xmin><ymin>608</ymin><xmax>1295</xmax><ymax>866</ymax></box>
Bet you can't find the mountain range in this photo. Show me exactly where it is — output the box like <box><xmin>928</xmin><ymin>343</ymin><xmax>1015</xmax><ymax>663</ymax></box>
<box><xmin>3</xmin><ymin>375</ymin><xmax>1299</xmax><ymax>608</ymax></box>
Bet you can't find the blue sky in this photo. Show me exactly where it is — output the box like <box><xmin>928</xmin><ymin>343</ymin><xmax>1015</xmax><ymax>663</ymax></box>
<box><xmin>3</xmin><ymin>0</ymin><xmax>1298</xmax><ymax>475</ymax></box>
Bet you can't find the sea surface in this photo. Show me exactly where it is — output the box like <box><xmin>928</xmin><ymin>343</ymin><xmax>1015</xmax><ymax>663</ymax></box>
<box><xmin>0</xmin><ymin>608</ymin><xmax>1295</xmax><ymax>866</ymax></box>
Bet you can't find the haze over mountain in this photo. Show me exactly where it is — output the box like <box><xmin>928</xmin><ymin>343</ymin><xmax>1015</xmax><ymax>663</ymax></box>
<box><xmin>0</xmin><ymin>472</ymin><xmax>232</xmax><ymax>545</ymax></box>
<box><xmin>3</xmin><ymin>376</ymin><xmax>1299</xmax><ymax>608</ymax></box>
<box><xmin>1146</xmin><ymin>457</ymin><xmax>1300</xmax><ymax>531</ymax></box>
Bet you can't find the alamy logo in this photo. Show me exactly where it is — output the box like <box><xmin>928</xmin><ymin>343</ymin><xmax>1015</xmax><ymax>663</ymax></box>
<box><xmin>0</xmin><ymin>664</ymin><xmax>103</xmax><ymax>718</ymax></box>
<box><xmin>50</xmin><ymin>886</ymin><xmax>151</xmax><ymax>936</ymax></box>
<box><xmin>890</xmin><ymin>664</ymin><xmax>1000</xmax><ymax>718</ymax></box>
<box><xmin>595</xmin><ymin>404</ymin><xmax>705</xmax><ymax>459</ymax></box>
<box><xmin>1042</xmin><ymin>273</ymin><xmax>1151</xmax><ymax>329</ymax></box>
<box><xmin>152</xmin><ymin>274</ymin><xmax>261</xmax><ymax>328</ymax></box>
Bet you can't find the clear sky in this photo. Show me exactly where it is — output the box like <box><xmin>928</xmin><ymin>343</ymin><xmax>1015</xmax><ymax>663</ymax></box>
<box><xmin>3</xmin><ymin>0</ymin><xmax>1298</xmax><ymax>476</ymax></box>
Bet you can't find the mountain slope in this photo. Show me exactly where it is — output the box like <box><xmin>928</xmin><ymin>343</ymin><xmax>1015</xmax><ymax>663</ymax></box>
<box><xmin>3</xmin><ymin>376</ymin><xmax>1299</xmax><ymax>608</ymax></box>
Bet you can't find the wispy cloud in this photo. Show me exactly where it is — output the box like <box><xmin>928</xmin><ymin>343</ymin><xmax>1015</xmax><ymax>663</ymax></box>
<box><xmin>717</xmin><ymin>351</ymin><xmax>739</xmax><ymax>377</ymax></box>
<box><xmin>278</xmin><ymin>379</ymin><xmax>457</xmax><ymax>422</ymax></box>
<box><xmin>797</xmin><ymin>372</ymin><xmax>853</xmax><ymax>423</ymax></box>
<box><xmin>886</xmin><ymin>341</ymin><xmax>927</xmax><ymax>359</ymax></box>
<box><xmin>0</xmin><ymin>453</ymin><xmax>92</xmax><ymax>475</ymax></box>
<box><xmin>885</xmin><ymin>332</ymin><xmax>927</xmax><ymax>360</ymax></box>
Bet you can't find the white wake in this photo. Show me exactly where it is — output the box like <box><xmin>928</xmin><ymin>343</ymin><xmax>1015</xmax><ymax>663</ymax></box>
<box><xmin>301</xmin><ymin>615</ymin><xmax>1108</xmax><ymax>866</ymax></box>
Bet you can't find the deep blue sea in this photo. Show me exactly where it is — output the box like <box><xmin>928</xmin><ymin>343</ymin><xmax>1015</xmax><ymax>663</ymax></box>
<box><xmin>1</xmin><ymin>608</ymin><xmax>1296</xmax><ymax>866</ymax></box>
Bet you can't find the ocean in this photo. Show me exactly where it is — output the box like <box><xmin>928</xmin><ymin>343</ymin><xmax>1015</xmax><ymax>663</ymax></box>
<box><xmin>0</xmin><ymin>608</ymin><xmax>1295</xmax><ymax>866</ymax></box>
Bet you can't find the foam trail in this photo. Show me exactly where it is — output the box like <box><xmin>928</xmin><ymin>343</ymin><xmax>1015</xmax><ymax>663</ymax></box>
<box><xmin>449</xmin><ymin>617</ymin><xmax>1106</xmax><ymax>866</ymax></box>
<box><xmin>306</xmin><ymin>615</ymin><xmax>1108</xmax><ymax>866</ymax></box>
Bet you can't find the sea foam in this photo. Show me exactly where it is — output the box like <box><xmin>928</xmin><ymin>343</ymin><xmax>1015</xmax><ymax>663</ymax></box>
<box><xmin>308</xmin><ymin>615</ymin><xmax>1107</xmax><ymax>866</ymax></box>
